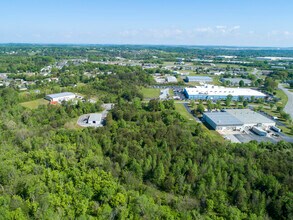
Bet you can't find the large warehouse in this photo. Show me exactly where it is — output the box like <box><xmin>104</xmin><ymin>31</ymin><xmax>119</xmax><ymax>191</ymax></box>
<box><xmin>184</xmin><ymin>85</ymin><xmax>266</xmax><ymax>100</ymax></box>
<box><xmin>45</xmin><ymin>92</ymin><xmax>76</xmax><ymax>103</ymax></box>
<box><xmin>185</xmin><ymin>76</ymin><xmax>213</xmax><ymax>83</ymax></box>
<box><xmin>203</xmin><ymin>112</ymin><xmax>244</xmax><ymax>130</ymax></box>
<box><xmin>221</xmin><ymin>78</ymin><xmax>252</xmax><ymax>86</ymax></box>
<box><xmin>203</xmin><ymin>109</ymin><xmax>276</xmax><ymax>131</ymax></box>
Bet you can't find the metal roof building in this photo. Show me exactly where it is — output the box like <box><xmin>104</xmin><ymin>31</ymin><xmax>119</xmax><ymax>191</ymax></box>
<box><xmin>184</xmin><ymin>85</ymin><xmax>266</xmax><ymax>100</ymax></box>
<box><xmin>185</xmin><ymin>76</ymin><xmax>213</xmax><ymax>83</ymax></box>
<box><xmin>221</xmin><ymin>78</ymin><xmax>252</xmax><ymax>85</ymax></box>
<box><xmin>225</xmin><ymin>109</ymin><xmax>275</xmax><ymax>128</ymax></box>
<box><xmin>45</xmin><ymin>92</ymin><xmax>76</xmax><ymax>102</ymax></box>
<box><xmin>87</xmin><ymin>113</ymin><xmax>102</xmax><ymax>125</ymax></box>
<box><xmin>166</xmin><ymin>76</ymin><xmax>178</xmax><ymax>83</ymax></box>
<box><xmin>203</xmin><ymin>112</ymin><xmax>244</xmax><ymax>130</ymax></box>
<box><xmin>203</xmin><ymin>109</ymin><xmax>276</xmax><ymax>131</ymax></box>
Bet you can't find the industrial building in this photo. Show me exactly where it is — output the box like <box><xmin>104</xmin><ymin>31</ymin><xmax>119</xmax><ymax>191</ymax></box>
<box><xmin>87</xmin><ymin>113</ymin><xmax>102</xmax><ymax>125</ymax></box>
<box><xmin>166</xmin><ymin>76</ymin><xmax>178</xmax><ymax>83</ymax></box>
<box><xmin>184</xmin><ymin>85</ymin><xmax>266</xmax><ymax>100</ymax></box>
<box><xmin>203</xmin><ymin>112</ymin><xmax>243</xmax><ymax>130</ymax></box>
<box><xmin>185</xmin><ymin>76</ymin><xmax>213</xmax><ymax>83</ymax></box>
<box><xmin>45</xmin><ymin>92</ymin><xmax>76</xmax><ymax>103</ymax></box>
<box><xmin>225</xmin><ymin>109</ymin><xmax>275</xmax><ymax>129</ymax></box>
<box><xmin>221</xmin><ymin>78</ymin><xmax>252</xmax><ymax>86</ymax></box>
<box><xmin>203</xmin><ymin>109</ymin><xmax>276</xmax><ymax>131</ymax></box>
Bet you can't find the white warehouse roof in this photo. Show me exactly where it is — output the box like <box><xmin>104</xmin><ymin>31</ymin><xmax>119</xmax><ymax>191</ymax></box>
<box><xmin>225</xmin><ymin>109</ymin><xmax>275</xmax><ymax>125</ymax></box>
<box><xmin>204</xmin><ymin>112</ymin><xmax>243</xmax><ymax>127</ymax></box>
<box><xmin>46</xmin><ymin>92</ymin><xmax>75</xmax><ymax>99</ymax></box>
<box><xmin>88</xmin><ymin>113</ymin><xmax>102</xmax><ymax>122</ymax></box>
<box><xmin>166</xmin><ymin>76</ymin><xmax>177</xmax><ymax>83</ymax></box>
<box><xmin>185</xmin><ymin>85</ymin><xmax>266</xmax><ymax>97</ymax></box>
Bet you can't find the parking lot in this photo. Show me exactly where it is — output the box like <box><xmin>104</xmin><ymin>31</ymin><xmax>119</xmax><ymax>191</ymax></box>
<box><xmin>77</xmin><ymin>103</ymin><xmax>113</xmax><ymax>128</ymax></box>
<box><xmin>218</xmin><ymin>127</ymin><xmax>289</xmax><ymax>143</ymax></box>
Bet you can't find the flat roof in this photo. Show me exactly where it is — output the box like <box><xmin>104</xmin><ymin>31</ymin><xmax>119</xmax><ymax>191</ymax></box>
<box><xmin>167</xmin><ymin>76</ymin><xmax>177</xmax><ymax>82</ymax></box>
<box><xmin>204</xmin><ymin>112</ymin><xmax>244</xmax><ymax>126</ymax></box>
<box><xmin>88</xmin><ymin>113</ymin><xmax>102</xmax><ymax>122</ymax></box>
<box><xmin>185</xmin><ymin>85</ymin><xmax>266</xmax><ymax>97</ymax></box>
<box><xmin>187</xmin><ymin>76</ymin><xmax>213</xmax><ymax>80</ymax></box>
<box><xmin>222</xmin><ymin>78</ymin><xmax>251</xmax><ymax>83</ymax></box>
<box><xmin>225</xmin><ymin>109</ymin><xmax>275</xmax><ymax>125</ymax></box>
<box><xmin>46</xmin><ymin>92</ymin><xmax>75</xmax><ymax>99</ymax></box>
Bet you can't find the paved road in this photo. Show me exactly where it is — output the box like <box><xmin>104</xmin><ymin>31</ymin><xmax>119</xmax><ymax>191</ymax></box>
<box><xmin>278</xmin><ymin>84</ymin><xmax>293</xmax><ymax>118</ymax></box>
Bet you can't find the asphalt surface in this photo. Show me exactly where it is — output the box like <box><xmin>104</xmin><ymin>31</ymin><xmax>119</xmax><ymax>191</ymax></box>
<box><xmin>77</xmin><ymin>103</ymin><xmax>113</xmax><ymax>128</ymax></box>
<box><xmin>257</xmin><ymin>110</ymin><xmax>285</xmax><ymax>127</ymax></box>
<box><xmin>278</xmin><ymin>84</ymin><xmax>293</xmax><ymax>119</ymax></box>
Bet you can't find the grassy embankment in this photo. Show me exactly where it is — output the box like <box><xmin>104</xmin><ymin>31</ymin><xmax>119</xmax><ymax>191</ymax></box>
<box><xmin>141</xmin><ymin>87</ymin><xmax>161</xmax><ymax>99</ymax></box>
<box><xmin>174</xmin><ymin>103</ymin><xmax>224</xmax><ymax>142</ymax></box>
<box><xmin>20</xmin><ymin>99</ymin><xmax>49</xmax><ymax>109</ymax></box>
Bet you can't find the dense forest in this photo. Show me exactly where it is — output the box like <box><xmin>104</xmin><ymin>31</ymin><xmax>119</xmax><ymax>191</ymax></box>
<box><xmin>0</xmin><ymin>71</ymin><xmax>292</xmax><ymax>219</ymax></box>
<box><xmin>0</xmin><ymin>45</ymin><xmax>292</xmax><ymax>219</ymax></box>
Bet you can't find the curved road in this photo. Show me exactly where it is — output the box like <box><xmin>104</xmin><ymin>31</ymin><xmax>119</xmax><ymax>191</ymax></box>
<box><xmin>278</xmin><ymin>84</ymin><xmax>293</xmax><ymax>118</ymax></box>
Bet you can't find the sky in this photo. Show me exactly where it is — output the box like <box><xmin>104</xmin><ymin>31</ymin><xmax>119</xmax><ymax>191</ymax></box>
<box><xmin>1</xmin><ymin>0</ymin><xmax>293</xmax><ymax>47</ymax></box>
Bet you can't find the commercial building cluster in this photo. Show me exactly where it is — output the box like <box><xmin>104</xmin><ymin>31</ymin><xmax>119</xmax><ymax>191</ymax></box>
<box><xmin>203</xmin><ymin>109</ymin><xmax>276</xmax><ymax>135</ymax></box>
<box><xmin>184</xmin><ymin>85</ymin><xmax>266</xmax><ymax>100</ymax></box>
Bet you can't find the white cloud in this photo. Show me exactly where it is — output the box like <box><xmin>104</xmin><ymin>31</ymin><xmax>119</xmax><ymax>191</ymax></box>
<box><xmin>214</xmin><ymin>25</ymin><xmax>240</xmax><ymax>33</ymax></box>
<box><xmin>117</xmin><ymin>25</ymin><xmax>243</xmax><ymax>45</ymax></box>
<box><xmin>195</xmin><ymin>27</ymin><xmax>213</xmax><ymax>33</ymax></box>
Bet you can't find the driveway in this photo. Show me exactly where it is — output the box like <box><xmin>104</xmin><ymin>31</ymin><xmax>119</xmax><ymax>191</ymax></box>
<box><xmin>278</xmin><ymin>84</ymin><xmax>293</xmax><ymax>118</ymax></box>
<box><xmin>77</xmin><ymin>103</ymin><xmax>114</xmax><ymax>128</ymax></box>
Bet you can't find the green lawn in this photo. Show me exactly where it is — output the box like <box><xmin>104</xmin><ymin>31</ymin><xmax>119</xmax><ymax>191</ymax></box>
<box><xmin>64</xmin><ymin>117</ymin><xmax>82</xmax><ymax>130</ymax></box>
<box><xmin>212</xmin><ymin>76</ymin><xmax>222</xmax><ymax>86</ymax></box>
<box><xmin>245</xmin><ymin>102</ymin><xmax>293</xmax><ymax>136</ymax></box>
<box><xmin>275</xmin><ymin>89</ymin><xmax>288</xmax><ymax>108</ymax></box>
<box><xmin>175</xmin><ymin>103</ymin><xmax>225</xmax><ymax>141</ymax></box>
<box><xmin>141</xmin><ymin>87</ymin><xmax>161</xmax><ymax>99</ymax></box>
<box><xmin>20</xmin><ymin>99</ymin><xmax>49</xmax><ymax>109</ymax></box>
<box><xmin>175</xmin><ymin>103</ymin><xmax>194</xmax><ymax>120</ymax></box>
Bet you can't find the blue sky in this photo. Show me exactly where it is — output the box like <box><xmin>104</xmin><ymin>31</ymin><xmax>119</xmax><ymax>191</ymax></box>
<box><xmin>1</xmin><ymin>0</ymin><xmax>293</xmax><ymax>46</ymax></box>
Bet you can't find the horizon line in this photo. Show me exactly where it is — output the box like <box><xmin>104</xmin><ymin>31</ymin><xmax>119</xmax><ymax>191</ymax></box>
<box><xmin>0</xmin><ymin>42</ymin><xmax>293</xmax><ymax>49</ymax></box>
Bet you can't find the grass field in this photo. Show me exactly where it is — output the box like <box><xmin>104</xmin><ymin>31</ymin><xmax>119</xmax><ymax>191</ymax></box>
<box><xmin>212</xmin><ymin>76</ymin><xmax>222</xmax><ymax>86</ymax></box>
<box><xmin>249</xmin><ymin>103</ymin><xmax>293</xmax><ymax>136</ymax></box>
<box><xmin>174</xmin><ymin>103</ymin><xmax>225</xmax><ymax>141</ymax></box>
<box><xmin>64</xmin><ymin>117</ymin><xmax>82</xmax><ymax>130</ymax></box>
<box><xmin>275</xmin><ymin>89</ymin><xmax>288</xmax><ymax>108</ymax></box>
<box><xmin>175</xmin><ymin>103</ymin><xmax>194</xmax><ymax>120</ymax></box>
<box><xmin>20</xmin><ymin>99</ymin><xmax>49</xmax><ymax>109</ymax></box>
<box><xmin>141</xmin><ymin>87</ymin><xmax>161</xmax><ymax>99</ymax></box>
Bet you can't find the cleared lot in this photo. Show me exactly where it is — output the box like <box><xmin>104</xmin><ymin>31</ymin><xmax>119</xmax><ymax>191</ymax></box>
<box><xmin>20</xmin><ymin>99</ymin><xmax>49</xmax><ymax>109</ymax></box>
<box><xmin>77</xmin><ymin>103</ymin><xmax>113</xmax><ymax>128</ymax></box>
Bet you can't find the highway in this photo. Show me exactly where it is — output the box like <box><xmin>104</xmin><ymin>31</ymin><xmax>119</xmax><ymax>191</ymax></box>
<box><xmin>278</xmin><ymin>84</ymin><xmax>293</xmax><ymax>119</ymax></box>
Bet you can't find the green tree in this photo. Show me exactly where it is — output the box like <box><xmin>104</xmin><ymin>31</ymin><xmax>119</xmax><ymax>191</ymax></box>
<box><xmin>243</xmin><ymin>100</ymin><xmax>248</xmax><ymax>107</ymax></box>
<box><xmin>239</xmin><ymin>80</ymin><xmax>245</xmax><ymax>87</ymax></box>
<box><xmin>153</xmin><ymin>162</ymin><xmax>166</xmax><ymax>185</ymax></box>
<box><xmin>196</xmin><ymin>103</ymin><xmax>205</xmax><ymax>114</ymax></box>
<box><xmin>225</xmin><ymin>94</ymin><xmax>233</xmax><ymax>107</ymax></box>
